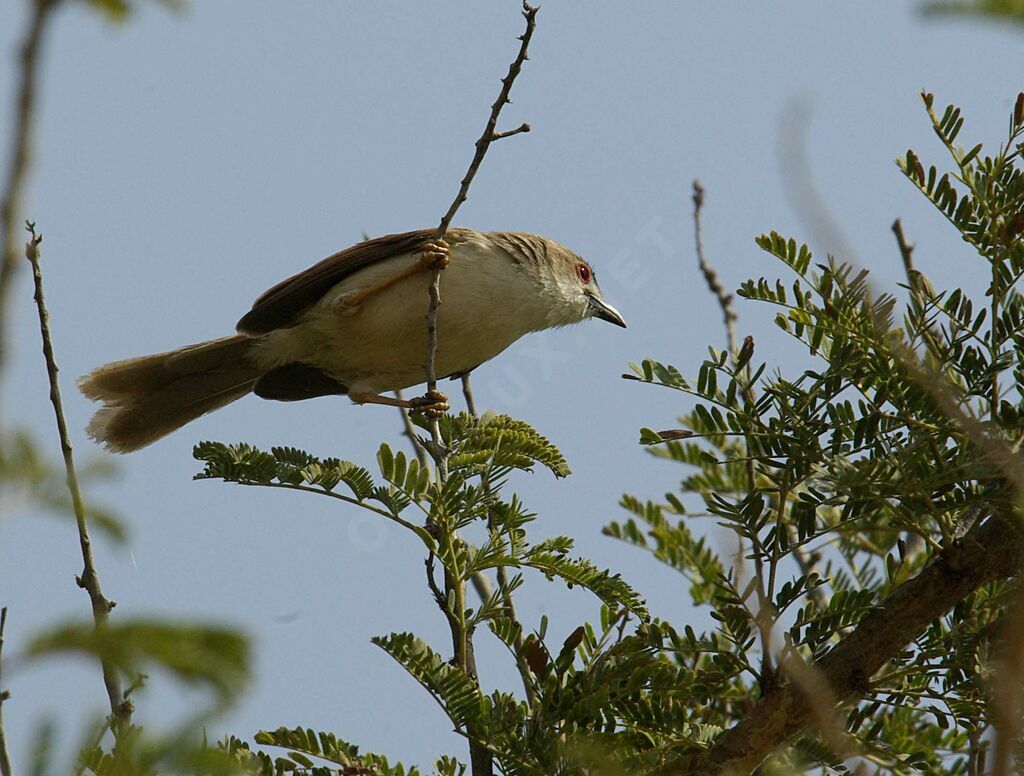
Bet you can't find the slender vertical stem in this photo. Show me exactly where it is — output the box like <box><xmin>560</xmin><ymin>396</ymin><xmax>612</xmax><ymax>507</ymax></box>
<box><xmin>0</xmin><ymin>0</ymin><xmax>60</xmax><ymax>431</ymax></box>
<box><xmin>460</xmin><ymin>373</ymin><xmax>478</xmax><ymax>417</ymax></box>
<box><xmin>435</xmin><ymin>3</ymin><xmax>538</xmax><ymax>238</ymax></box>
<box><xmin>421</xmin><ymin>5</ymin><xmax>538</xmax><ymax>773</ymax></box>
<box><xmin>25</xmin><ymin>224</ymin><xmax>130</xmax><ymax>736</ymax></box>
<box><xmin>692</xmin><ymin>181</ymin><xmax>778</xmax><ymax>685</ymax></box>
<box><xmin>426</xmin><ymin>0</ymin><xmax>539</xmax><ymax>443</ymax></box>
<box><xmin>462</xmin><ymin>374</ymin><xmax>536</xmax><ymax>705</ymax></box>
<box><xmin>692</xmin><ymin>180</ymin><xmax>737</xmax><ymax>355</ymax></box>
<box><xmin>0</xmin><ymin>608</ymin><xmax>12</xmax><ymax>776</ymax></box>
<box><xmin>891</xmin><ymin>218</ymin><xmax>928</xmax><ymax>560</ymax></box>
<box><xmin>419</xmin><ymin>3</ymin><xmax>540</xmax><ymax>773</ymax></box>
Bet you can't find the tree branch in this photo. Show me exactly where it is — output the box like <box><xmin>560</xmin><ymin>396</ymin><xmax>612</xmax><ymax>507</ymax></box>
<box><xmin>25</xmin><ymin>223</ymin><xmax>131</xmax><ymax>736</ymax></box>
<box><xmin>670</xmin><ymin>512</ymin><xmax>1024</xmax><ymax>775</ymax></box>
<box><xmin>422</xmin><ymin>5</ymin><xmax>538</xmax><ymax>774</ymax></box>
<box><xmin>0</xmin><ymin>0</ymin><xmax>60</xmax><ymax>428</ymax></box>
<box><xmin>435</xmin><ymin>2</ymin><xmax>538</xmax><ymax>238</ymax></box>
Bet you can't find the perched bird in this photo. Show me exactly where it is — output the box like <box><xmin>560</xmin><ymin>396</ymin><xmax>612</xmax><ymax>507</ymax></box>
<box><xmin>79</xmin><ymin>228</ymin><xmax>626</xmax><ymax>453</ymax></box>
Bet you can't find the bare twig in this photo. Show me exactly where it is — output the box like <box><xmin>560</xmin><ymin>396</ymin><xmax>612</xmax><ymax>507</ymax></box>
<box><xmin>421</xmin><ymin>6</ymin><xmax>538</xmax><ymax>774</ymax></box>
<box><xmin>0</xmin><ymin>608</ymin><xmax>12</xmax><ymax>776</ymax></box>
<box><xmin>0</xmin><ymin>0</ymin><xmax>60</xmax><ymax>428</ymax></box>
<box><xmin>491</xmin><ymin>122</ymin><xmax>531</xmax><ymax>142</ymax></box>
<box><xmin>425</xmin><ymin>0</ymin><xmax>539</xmax><ymax>438</ymax></box>
<box><xmin>25</xmin><ymin>223</ymin><xmax>130</xmax><ymax>736</ymax></box>
<box><xmin>693</xmin><ymin>182</ymin><xmax>786</xmax><ymax>686</ymax></box>
<box><xmin>891</xmin><ymin>218</ymin><xmax>916</xmax><ymax>278</ymax></box>
<box><xmin>461</xmin><ymin>373</ymin><xmax>479</xmax><ymax>417</ymax></box>
<box><xmin>891</xmin><ymin>218</ymin><xmax>929</xmax><ymax>560</ymax></box>
<box><xmin>435</xmin><ymin>2</ymin><xmax>538</xmax><ymax>238</ymax></box>
<box><xmin>692</xmin><ymin>180</ymin><xmax>737</xmax><ymax>354</ymax></box>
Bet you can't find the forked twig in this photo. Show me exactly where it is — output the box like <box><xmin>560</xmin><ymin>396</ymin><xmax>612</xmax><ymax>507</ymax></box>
<box><xmin>435</xmin><ymin>2</ymin><xmax>537</xmax><ymax>238</ymax></box>
<box><xmin>25</xmin><ymin>222</ymin><xmax>130</xmax><ymax>735</ymax></box>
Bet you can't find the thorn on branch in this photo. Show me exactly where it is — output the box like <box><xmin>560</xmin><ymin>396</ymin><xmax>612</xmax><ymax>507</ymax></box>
<box><xmin>492</xmin><ymin>122</ymin><xmax>531</xmax><ymax>141</ymax></box>
<box><xmin>435</xmin><ymin>1</ymin><xmax>537</xmax><ymax>238</ymax></box>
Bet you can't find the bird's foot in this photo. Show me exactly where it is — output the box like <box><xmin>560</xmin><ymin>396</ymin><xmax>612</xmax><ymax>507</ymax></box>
<box><xmin>418</xmin><ymin>239</ymin><xmax>450</xmax><ymax>271</ymax></box>
<box><xmin>409</xmin><ymin>389</ymin><xmax>449</xmax><ymax>418</ymax></box>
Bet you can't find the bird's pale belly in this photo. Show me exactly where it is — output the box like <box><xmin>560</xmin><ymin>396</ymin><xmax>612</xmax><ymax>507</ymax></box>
<box><xmin>252</xmin><ymin>251</ymin><xmax>543</xmax><ymax>395</ymax></box>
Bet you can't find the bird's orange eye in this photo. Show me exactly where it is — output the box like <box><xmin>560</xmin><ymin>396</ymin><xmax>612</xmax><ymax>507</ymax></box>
<box><xmin>577</xmin><ymin>263</ymin><xmax>591</xmax><ymax>284</ymax></box>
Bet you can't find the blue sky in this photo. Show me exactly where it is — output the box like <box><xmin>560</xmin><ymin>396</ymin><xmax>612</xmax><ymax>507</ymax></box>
<box><xmin>1</xmin><ymin>1</ymin><xmax>1022</xmax><ymax>769</ymax></box>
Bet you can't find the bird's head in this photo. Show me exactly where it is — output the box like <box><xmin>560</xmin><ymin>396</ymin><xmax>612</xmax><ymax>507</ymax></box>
<box><xmin>543</xmin><ymin>240</ymin><xmax>626</xmax><ymax>329</ymax></box>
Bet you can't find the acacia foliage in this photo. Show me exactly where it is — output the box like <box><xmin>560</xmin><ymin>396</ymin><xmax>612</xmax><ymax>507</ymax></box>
<box><xmin>605</xmin><ymin>92</ymin><xmax>1024</xmax><ymax>773</ymax></box>
<box><xmin>65</xmin><ymin>92</ymin><xmax>1024</xmax><ymax>775</ymax></box>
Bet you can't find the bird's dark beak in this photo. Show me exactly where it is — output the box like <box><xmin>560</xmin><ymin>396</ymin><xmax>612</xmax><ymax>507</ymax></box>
<box><xmin>587</xmin><ymin>294</ymin><xmax>627</xmax><ymax>328</ymax></box>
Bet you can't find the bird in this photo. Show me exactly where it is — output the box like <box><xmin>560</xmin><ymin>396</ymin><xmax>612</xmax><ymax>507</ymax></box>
<box><xmin>78</xmin><ymin>227</ymin><xmax>626</xmax><ymax>453</ymax></box>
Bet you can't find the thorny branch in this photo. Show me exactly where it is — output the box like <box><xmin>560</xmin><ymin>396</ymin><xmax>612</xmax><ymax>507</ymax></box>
<box><xmin>25</xmin><ymin>223</ymin><xmax>130</xmax><ymax>736</ymax></box>
<box><xmin>692</xmin><ymin>180</ymin><xmax>737</xmax><ymax>353</ymax></box>
<box><xmin>0</xmin><ymin>0</ymin><xmax>61</xmax><ymax>429</ymax></box>
<box><xmin>434</xmin><ymin>2</ymin><xmax>537</xmax><ymax>238</ymax></box>
<box><xmin>421</xmin><ymin>5</ymin><xmax>538</xmax><ymax>774</ymax></box>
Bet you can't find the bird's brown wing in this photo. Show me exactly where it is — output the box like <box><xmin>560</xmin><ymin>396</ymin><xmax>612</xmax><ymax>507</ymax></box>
<box><xmin>237</xmin><ymin>228</ymin><xmax>451</xmax><ymax>334</ymax></box>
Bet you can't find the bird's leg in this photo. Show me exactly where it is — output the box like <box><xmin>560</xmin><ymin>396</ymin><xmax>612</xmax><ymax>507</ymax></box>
<box><xmin>335</xmin><ymin>239</ymin><xmax>450</xmax><ymax>311</ymax></box>
<box><xmin>349</xmin><ymin>389</ymin><xmax>450</xmax><ymax>417</ymax></box>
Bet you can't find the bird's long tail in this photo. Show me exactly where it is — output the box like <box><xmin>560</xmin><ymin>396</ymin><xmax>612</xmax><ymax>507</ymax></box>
<box><xmin>78</xmin><ymin>335</ymin><xmax>260</xmax><ymax>453</ymax></box>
